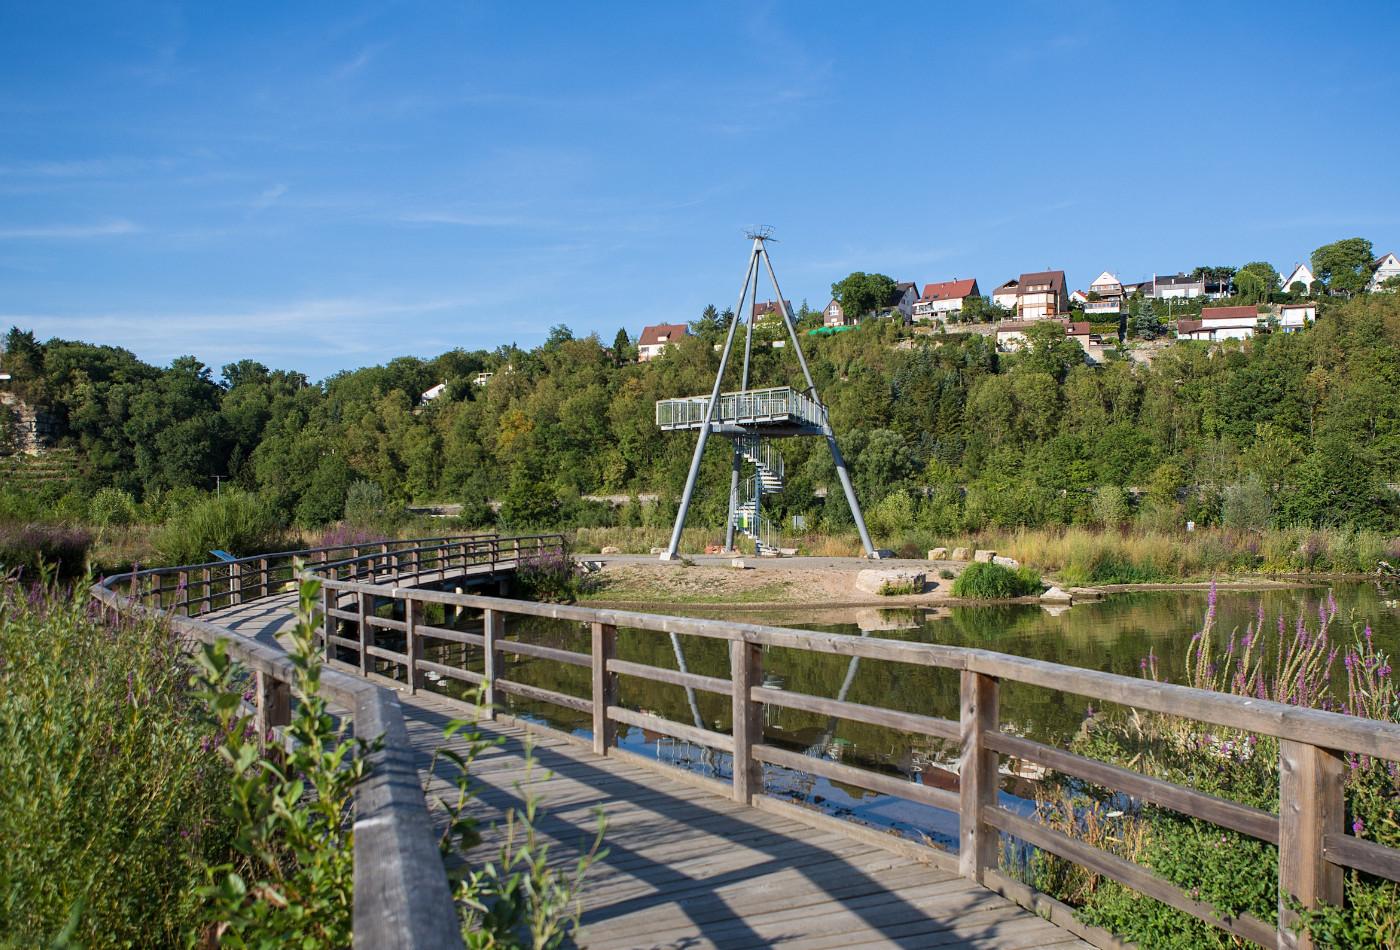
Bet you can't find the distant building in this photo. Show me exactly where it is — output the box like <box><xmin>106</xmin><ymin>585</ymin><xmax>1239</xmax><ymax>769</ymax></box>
<box><xmin>1016</xmin><ymin>270</ymin><xmax>1069</xmax><ymax>321</ymax></box>
<box><xmin>471</xmin><ymin>371</ymin><xmax>494</xmax><ymax>386</ymax></box>
<box><xmin>995</xmin><ymin>320</ymin><xmax>1037</xmax><ymax>351</ymax></box>
<box><xmin>752</xmin><ymin>299</ymin><xmax>793</xmax><ymax>322</ymax></box>
<box><xmin>637</xmin><ymin>323</ymin><xmax>689</xmax><ymax>361</ymax></box>
<box><xmin>912</xmin><ymin>278</ymin><xmax>980</xmax><ymax>323</ymax></box>
<box><xmin>1152</xmin><ymin>272</ymin><xmax>1205</xmax><ymax>300</ymax></box>
<box><xmin>991</xmin><ymin>278</ymin><xmax>1019</xmax><ymax>309</ymax></box>
<box><xmin>1065</xmin><ymin>321</ymin><xmax>1113</xmax><ymax>364</ymax></box>
<box><xmin>1371</xmin><ymin>252</ymin><xmax>1400</xmax><ymax>292</ymax></box>
<box><xmin>421</xmin><ymin>382</ymin><xmax>447</xmax><ymax>402</ymax></box>
<box><xmin>879</xmin><ymin>281</ymin><xmax>920</xmax><ymax>322</ymax></box>
<box><xmin>822</xmin><ymin>299</ymin><xmax>849</xmax><ymax>327</ymax></box>
<box><xmin>1281</xmin><ymin>262</ymin><xmax>1316</xmax><ymax>293</ymax></box>
<box><xmin>1121</xmin><ymin>278</ymin><xmax>1153</xmax><ymax>297</ymax></box>
<box><xmin>1085</xmin><ymin>297</ymin><xmax>1121</xmax><ymax>317</ymax></box>
<box><xmin>1089</xmin><ymin>271</ymin><xmax>1124</xmax><ymax>300</ymax></box>
<box><xmin>1176</xmin><ymin>305</ymin><xmax>1259</xmax><ymax>341</ymax></box>
<box><xmin>1277</xmin><ymin>302</ymin><xmax>1316</xmax><ymax>330</ymax></box>
<box><xmin>1069</xmin><ymin>289</ymin><xmax>1089</xmax><ymax>306</ymax></box>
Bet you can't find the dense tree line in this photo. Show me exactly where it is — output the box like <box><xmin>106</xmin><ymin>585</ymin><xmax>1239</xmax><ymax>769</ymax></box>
<box><xmin>5</xmin><ymin>291</ymin><xmax>1400</xmax><ymax>534</ymax></box>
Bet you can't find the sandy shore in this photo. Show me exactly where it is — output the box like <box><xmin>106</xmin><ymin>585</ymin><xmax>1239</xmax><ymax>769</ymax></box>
<box><xmin>572</xmin><ymin>553</ymin><xmax>1329</xmax><ymax>612</ymax></box>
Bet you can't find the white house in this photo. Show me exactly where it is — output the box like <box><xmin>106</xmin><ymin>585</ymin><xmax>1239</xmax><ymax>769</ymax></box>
<box><xmin>1371</xmin><ymin>252</ymin><xmax>1400</xmax><ymax>292</ymax></box>
<box><xmin>1089</xmin><ymin>271</ymin><xmax>1124</xmax><ymax>299</ymax></box>
<box><xmin>471</xmin><ymin>371</ymin><xmax>494</xmax><ymax>387</ymax></box>
<box><xmin>1069</xmin><ymin>289</ymin><xmax>1089</xmax><ymax>306</ymax></box>
<box><xmin>1281</xmin><ymin>262</ymin><xmax>1316</xmax><ymax>293</ymax></box>
<box><xmin>421</xmin><ymin>382</ymin><xmax>447</xmax><ymax>402</ymax></box>
<box><xmin>879</xmin><ymin>281</ymin><xmax>921</xmax><ymax>322</ymax></box>
<box><xmin>1152</xmin><ymin>273</ymin><xmax>1205</xmax><ymax>299</ymax></box>
<box><xmin>1176</xmin><ymin>305</ymin><xmax>1260</xmax><ymax>341</ymax></box>
<box><xmin>1277</xmin><ymin>302</ymin><xmax>1316</xmax><ymax>330</ymax></box>
<box><xmin>995</xmin><ymin>320</ymin><xmax>1037</xmax><ymax>351</ymax></box>
<box><xmin>637</xmin><ymin>323</ymin><xmax>689</xmax><ymax>361</ymax></box>
<box><xmin>912</xmin><ymin>278</ymin><xmax>980</xmax><ymax>322</ymax></box>
<box><xmin>991</xmin><ymin>278</ymin><xmax>1019</xmax><ymax>310</ymax></box>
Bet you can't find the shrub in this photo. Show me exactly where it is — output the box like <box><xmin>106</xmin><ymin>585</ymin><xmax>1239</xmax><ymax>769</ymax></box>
<box><xmin>950</xmin><ymin>561</ymin><xmax>1041</xmax><ymax>598</ymax></box>
<box><xmin>1221</xmin><ymin>475</ymin><xmax>1274</xmax><ymax>530</ymax></box>
<box><xmin>154</xmin><ymin>490</ymin><xmax>286</xmax><ymax>566</ymax></box>
<box><xmin>0</xmin><ymin>524</ymin><xmax>92</xmax><ymax>578</ymax></box>
<box><xmin>343</xmin><ymin>479</ymin><xmax>388</xmax><ymax>527</ymax></box>
<box><xmin>89</xmin><ymin>487</ymin><xmax>138</xmax><ymax>527</ymax></box>
<box><xmin>514</xmin><ymin>544</ymin><xmax>582</xmax><ymax>602</ymax></box>
<box><xmin>0</xmin><ymin>580</ymin><xmax>229</xmax><ymax>946</ymax></box>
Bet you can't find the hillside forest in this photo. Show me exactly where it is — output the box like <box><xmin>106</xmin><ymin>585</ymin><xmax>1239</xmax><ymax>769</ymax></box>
<box><xmin>3</xmin><ymin>293</ymin><xmax>1400</xmax><ymax>556</ymax></box>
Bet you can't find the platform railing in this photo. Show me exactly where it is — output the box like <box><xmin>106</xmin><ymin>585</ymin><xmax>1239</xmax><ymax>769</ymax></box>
<box><xmin>316</xmin><ymin>579</ymin><xmax>1400</xmax><ymax>950</ymax></box>
<box><xmin>655</xmin><ymin>386</ymin><xmax>825</xmax><ymax>430</ymax></box>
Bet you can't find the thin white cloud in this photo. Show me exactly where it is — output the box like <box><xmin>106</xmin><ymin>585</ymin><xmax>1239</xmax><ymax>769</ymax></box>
<box><xmin>253</xmin><ymin>183</ymin><xmax>288</xmax><ymax>210</ymax></box>
<box><xmin>0</xmin><ymin>220</ymin><xmax>141</xmax><ymax>239</ymax></box>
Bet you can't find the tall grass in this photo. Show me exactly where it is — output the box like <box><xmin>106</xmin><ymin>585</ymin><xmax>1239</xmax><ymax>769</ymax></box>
<box><xmin>0</xmin><ymin>580</ymin><xmax>230</xmax><ymax>947</ymax></box>
<box><xmin>0</xmin><ymin>524</ymin><xmax>92</xmax><ymax>578</ymax></box>
<box><xmin>154</xmin><ymin>490</ymin><xmax>287</xmax><ymax>566</ymax></box>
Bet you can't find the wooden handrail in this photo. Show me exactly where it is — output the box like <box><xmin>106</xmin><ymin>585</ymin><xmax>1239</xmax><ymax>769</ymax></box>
<box><xmin>314</xmin><ymin>574</ymin><xmax>1400</xmax><ymax>950</ymax></box>
<box><xmin>89</xmin><ymin>583</ymin><xmax>463</xmax><ymax>950</ymax></box>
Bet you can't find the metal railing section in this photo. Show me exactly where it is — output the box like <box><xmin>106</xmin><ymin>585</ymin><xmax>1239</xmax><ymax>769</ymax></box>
<box><xmin>655</xmin><ymin>386</ymin><xmax>825</xmax><ymax>430</ymax></box>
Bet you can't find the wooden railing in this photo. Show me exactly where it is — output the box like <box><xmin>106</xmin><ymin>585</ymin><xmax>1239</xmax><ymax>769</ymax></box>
<box><xmin>111</xmin><ymin>532</ymin><xmax>567</xmax><ymax>616</ymax></box>
<box><xmin>91</xmin><ymin>532</ymin><xmax>561</xmax><ymax>950</ymax></box>
<box><xmin>316</xmin><ymin>579</ymin><xmax>1400</xmax><ymax>950</ymax></box>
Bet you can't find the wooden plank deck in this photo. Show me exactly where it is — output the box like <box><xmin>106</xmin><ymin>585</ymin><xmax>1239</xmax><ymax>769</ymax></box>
<box><xmin>212</xmin><ymin>599</ymin><xmax>1094</xmax><ymax>950</ymax></box>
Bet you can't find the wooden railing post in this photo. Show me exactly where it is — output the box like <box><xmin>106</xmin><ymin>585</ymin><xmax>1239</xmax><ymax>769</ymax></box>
<box><xmin>483</xmin><ymin>608</ymin><xmax>503</xmax><ymax>718</ymax></box>
<box><xmin>259</xmin><ymin>557</ymin><xmax>269</xmax><ymax>598</ymax></box>
<box><xmin>321</xmin><ymin>584</ymin><xmax>335</xmax><ymax>659</ymax></box>
<box><xmin>1278</xmin><ymin>740</ymin><xmax>1345</xmax><ymax>950</ymax></box>
<box><xmin>406</xmin><ymin>596</ymin><xmax>425</xmax><ymax>694</ymax></box>
<box><xmin>202</xmin><ymin>566</ymin><xmax>211</xmax><ymax>612</ymax></box>
<box><xmin>358</xmin><ymin>591</ymin><xmax>373</xmax><ymax>676</ymax></box>
<box><xmin>730</xmin><ymin>637</ymin><xmax>763</xmax><ymax>803</ymax></box>
<box><xmin>254</xmin><ymin>670</ymin><xmax>292</xmax><ymax>752</ymax></box>
<box><xmin>591</xmin><ymin>622</ymin><xmax>618</xmax><ymax>755</ymax></box>
<box><xmin>959</xmin><ymin>669</ymin><xmax>1001</xmax><ymax>883</ymax></box>
<box><xmin>229</xmin><ymin>562</ymin><xmax>243</xmax><ymax>606</ymax></box>
<box><xmin>177</xmin><ymin>570</ymin><xmax>189</xmax><ymax>615</ymax></box>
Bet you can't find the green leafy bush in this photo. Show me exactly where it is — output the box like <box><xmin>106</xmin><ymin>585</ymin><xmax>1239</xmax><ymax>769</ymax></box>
<box><xmin>154</xmin><ymin>490</ymin><xmax>286</xmax><ymax>566</ymax></box>
<box><xmin>0</xmin><ymin>580</ymin><xmax>230</xmax><ymax>947</ymax></box>
<box><xmin>950</xmin><ymin>561</ymin><xmax>1041</xmax><ymax>598</ymax></box>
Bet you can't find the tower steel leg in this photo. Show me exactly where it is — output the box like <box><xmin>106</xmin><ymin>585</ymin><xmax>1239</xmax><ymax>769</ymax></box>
<box><xmin>664</xmin><ymin>242</ymin><xmax>759</xmax><ymax>560</ymax></box>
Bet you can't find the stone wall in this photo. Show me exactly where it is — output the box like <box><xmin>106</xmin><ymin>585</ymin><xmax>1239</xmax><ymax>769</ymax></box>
<box><xmin>0</xmin><ymin>392</ymin><xmax>62</xmax><ymax>456</ymax></box>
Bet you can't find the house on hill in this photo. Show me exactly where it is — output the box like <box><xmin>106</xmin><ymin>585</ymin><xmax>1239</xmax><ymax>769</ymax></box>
<box><xmin>1281</xmin><ymin>262</ymin><xmax>1316</xmax><ymax>293</ymax></box>
<box><xmin>752</xmin><ymin>299</ymin><xmax>793</xmax><ymax>322</ymax></box>
<box><xmin>637</xmin><ymin>323</ymin><xmax>689</xmax><ymax>361</ymax></box>
<box><xmin>1278</xmin><ymin>302</ymin><xmax>1316</xmax><ymax>330</ymax></box>
<box><xmin>879</xmin><ymin>281</ymin><xmax>920</xmax><ymax>322</ymax></box>
<box><xmin>912</xmin><ymin>278</ymin><xmax>980</xmax><ymax>323</ymax></box>
<box><xmin>1090</xmin><ymin>271</ymin><xmax>1124</xmax><ymax>300</ymax></box>
<box><xmin>822</xmin><ymin>299</ymin><xmax>849</xmax><ymax>327</ymax></box>
<box><xmin>1016</xmin><ymin>270</ymin><xmax>1069</xmax><ymax>321</ymax></box>
<box><xmin>1371</xmin><ymin>253</ymin><xmax>1400</xmax><ymax>292</ymax></box>
<box><xmin>1152</xmin><ymin>272</ymin><xmax>1204</xmax><ymax>300</ymax></box>
<box><xmin>992</xmin><ymin>278</ymin><xmax>1019</xmax><ymax>309</ymax></box>
<box><xmin>1176</xmin><ymin>305</ymin><xmax>1259</xmax><ymax>341</ymax></box>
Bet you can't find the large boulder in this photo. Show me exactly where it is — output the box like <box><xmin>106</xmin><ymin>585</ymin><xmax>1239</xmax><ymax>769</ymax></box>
<box><xmin>855</xmin><ymin>569</ymin><xmax>926</xmax><ymax>595</ymax></box>
<box><xmin>992</xmin><ymin>555</ymin><xmax>1020</xmax><ymax>569</ymax></box>
<box><xmin>974</xmin><ymin>549</ymin><xmax>997</xmax><ymax>563</ymax></box>
<box><xmin>600</xmin><ymin>545</ymin><xmax>621</xmax><ymax>555</ymax></box>
<box><xmin>1040</xmin><ymin>586</ymin><xmax>1074</xmax><ymax>603</ymax></box>
<box><xmin>950</xmin><ymin>547</ymin><xmax>971</xmax><ymax>561</ymax></box>
<box><xmin>1069</xmin><ymin>587</ymin><xmax>1106</xmax><ymax>602</ymax></box>
<box><xmin>929</xmin><ymin>547</ymin><xmax>948</xmax><ymax>560</ymax></box>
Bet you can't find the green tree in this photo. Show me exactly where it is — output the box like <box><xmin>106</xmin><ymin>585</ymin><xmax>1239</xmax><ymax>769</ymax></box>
<box><xmin>1311</xmin><ymin>237</ymin><xmax>1376</xmax><ymax>297</ymax></box>
<box><xmin>611</xmin><ymin>327</ymin><xmax>633</xmax><ymax>363</ymax></box>
<box><xmin>1019</xmin><ymin>321</ymin><xmax>1084</xmax><ymax>382</ymax></box>
<box><xmin>1235</xmin><ymin>262</ymin><xmax>1279</xmax><ymax>304</ymax></box>
<box><xmin>830</xmin><ymin>272</ymin><xmax>896</xmax><ymax>323</ymax></box>
<box><xmin>688</xmin><ymin>304</ymin><xmax>730</xmax><ymax>344</ymax></box>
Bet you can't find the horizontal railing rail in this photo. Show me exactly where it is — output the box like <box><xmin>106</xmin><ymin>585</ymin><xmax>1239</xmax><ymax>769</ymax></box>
<box><xmin>315</xmin><ymin>581</ymin><xmax>1400</xmax><ymax>950</ymax></box>
<box><xmin>655</xmin><ymin>386</ymin><xmax>825</xmax><ymax>430</ymax></box>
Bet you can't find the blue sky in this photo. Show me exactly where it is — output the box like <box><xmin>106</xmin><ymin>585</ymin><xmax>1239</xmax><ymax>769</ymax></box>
<box><xmin>2</xmin><ymin>1</ymin><xmax>1397</xmax><ymax>381</ymax></box>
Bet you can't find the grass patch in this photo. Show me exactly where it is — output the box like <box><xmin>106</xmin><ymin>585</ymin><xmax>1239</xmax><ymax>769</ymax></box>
<box><xmin>951</xmin><ymin>562</ymin><xmax>1042</xmax><ymax>599</ymax></box>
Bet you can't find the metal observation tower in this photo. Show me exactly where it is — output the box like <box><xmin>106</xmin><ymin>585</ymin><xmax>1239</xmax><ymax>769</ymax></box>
<box><xmin>655</xmin><ymin>228</ymin><xmax>875</xmax><ymax>560</ymax></box>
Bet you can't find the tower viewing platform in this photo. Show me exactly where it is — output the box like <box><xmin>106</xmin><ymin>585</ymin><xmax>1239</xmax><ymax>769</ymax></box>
<box><xmin>655</xmin><ymin>385</ymin><xmax>825</xmax><ymax>433</ymax></box>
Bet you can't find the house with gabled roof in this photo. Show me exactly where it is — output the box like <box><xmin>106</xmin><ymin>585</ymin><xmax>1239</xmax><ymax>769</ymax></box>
<box><xmin>752</xmin><ymin>299</ymin><xmax>793</xmax><ymax>322</ymax></box>
<box><xmin>1016</xmin><ymin>270</ymin><xmax>1069</xmax><ymax>321</ymax></box>
<box><xmin>879</xmin><ymin>281</ymin><xmax>920</xmax><ymax>322</ymax></box>
<box><xmin>637</xmin><ymin>323</ymin><xmax>689</xmax><ymax>361</ymax></box>
<box><xmin>911</xmin><ymin>278</ymin><xmax>980</xmax><ymax>323</ymax></box>
<box><xmin>1370</xmin><ymin>253</ymin><xmax>1400</xmax><ymax>292</ymax></box>
<box><xmin>1176</xmin><ymin>305</ymin><xmax>1259</xmax><ymax>341</ymax></box>
<box><xmin>822</xmin><ymin>299</ymin><xmax>848</xmax><ymax>327</ymax></box>
<box><xmin>1090</xmin><ymin>271</ymin><xmax>1124</xmax><ymax>299</ymax></box>
<box><xmin>1281</xmin><ymin>262</ymin><xmax>1316</xmax><ymax>293</ymax></box>
<box><xmin>991</xmin><ymin>278</ymin><xmax>1019</xmax><ymax>309</ymax></box>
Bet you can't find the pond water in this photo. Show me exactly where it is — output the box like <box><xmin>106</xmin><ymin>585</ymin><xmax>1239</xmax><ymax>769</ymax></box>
<box><xmin>412</xmin><ymin>579</ymin><xmax>1400</xmax><ymax>850</ymax></box>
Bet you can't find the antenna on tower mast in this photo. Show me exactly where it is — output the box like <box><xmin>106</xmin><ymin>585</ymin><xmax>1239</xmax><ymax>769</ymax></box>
<box><xmin>741</xmin><ymin>225</ymin><xmax>776</xmax><ymax>242</ymax></box>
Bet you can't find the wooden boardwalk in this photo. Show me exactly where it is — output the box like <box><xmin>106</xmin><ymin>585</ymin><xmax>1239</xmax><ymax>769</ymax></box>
<box><xmin>213</xmin><ymin>597</ymin><xmax>1091</xmax><ymax>950</ymax></box>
